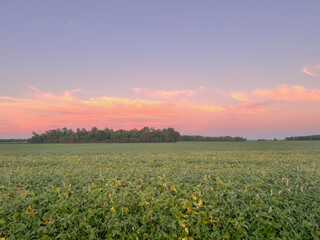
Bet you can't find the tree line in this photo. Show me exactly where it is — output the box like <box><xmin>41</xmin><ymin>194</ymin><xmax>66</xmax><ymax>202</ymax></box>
<box><xmin>180</xmin><ymin>135</ymin><xmax>247</xmax><ymax>142</ymax></box>
<box><xmin>285</xmin><ymin>135</ymin><xmax>320</xmax><ymax>141</ymax></box>
<box><xmin>0</xmin><ymin>139</ymin><xmax>27</xmax><ymax>143</ymax></box>
<box><xmin>28</xmin><ymin>127</ymin><xmax>181</xmax><ymax>143</ymax></box>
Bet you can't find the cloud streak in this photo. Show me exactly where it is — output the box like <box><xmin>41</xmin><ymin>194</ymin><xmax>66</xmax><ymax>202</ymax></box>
<box><xmin>302</xmin><ymin>65</ymin><xmax>320</xmax><ymax>77</ymax></box>
<box><xmin>232</xmin><ymin>85</ymin><xmax>320</xmax><ymax>102</ymax></box>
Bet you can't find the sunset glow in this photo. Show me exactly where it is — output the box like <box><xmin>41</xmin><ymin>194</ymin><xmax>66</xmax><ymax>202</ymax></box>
<box><xmin>1</xmin><ymin>84</ymin><xmax>320</xmax><ymax>139</ymax></box>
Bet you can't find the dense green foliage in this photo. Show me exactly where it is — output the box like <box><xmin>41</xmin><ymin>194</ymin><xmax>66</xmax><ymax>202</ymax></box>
<box><xmin>28</xmin><ymin>127</ymin><xmax>180</xmax><ymax>144</ymax></box>
<box><xmin>285</xmin><ymin>135</ymin><xmax>320</xmax><ymax>141</ymax></box>
<box><xmin>180</xmin><ymin>135</ymin><xmax>246</xmax><ymax>142</ymax></box>
<box><xmin>0</xmin><ymin>142</ymin><xmax>319</xmax><ymax>239</ymax></box>
<box><xmin>0</xmin><ymin>139</ymin><xmax>27</xmax><ymax>143</ymax></box>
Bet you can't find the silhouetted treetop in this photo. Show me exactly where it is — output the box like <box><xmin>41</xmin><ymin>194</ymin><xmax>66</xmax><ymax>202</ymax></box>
<box><xmin>285</xmin><ymin>135</ymin><xmax>320</xmax><ymax>141</ymax></box>
<box><xmin>28</xmin><ymin>127</ymin><xmax>180</xmax><ymax>143</ymax></box>
<box><xmin>180</xmin><ymin>135</ymin><xmax>246</xmax><ymax>142</ymax></box>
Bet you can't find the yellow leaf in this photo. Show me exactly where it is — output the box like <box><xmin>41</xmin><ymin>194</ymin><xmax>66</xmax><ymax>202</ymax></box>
<box><xmin>179</xmin><ymin>222</ymin><xmax>186</xmax><ymax>228</ymax></box>
<box><xmin>185</xmin><ymin>227</ymin><xmax>189</xmax><ymax>233</ymax></box>
<box><xmin>187</xmin><ymin>206</ymin><xmax>191</xmax><ymax>212</ymax></box>
<box><xmin>210</xmin><ymin>217</ymin><xmax>217</xmax><ymax>223</ymax></box>
<box><xmin>172</xmin><ymin>186</ymin><xmax>177</xmax><ymax>192</ymax></box>
<box><xmin>199</xmin><ymin>200</ymin><xmax>203</xmax><ymax>206</ymax></box>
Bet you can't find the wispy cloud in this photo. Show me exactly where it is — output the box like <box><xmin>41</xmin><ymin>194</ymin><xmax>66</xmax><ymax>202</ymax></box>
<box><xmin>302</xmin><ymin>65</ymin><xmax>320</xmax><ymax>77</ymax></box>
<box><xmin>232</xmin><ymin>85</ymin><xmax>320</xmax><ymax>102</ymax></box>
<box><xmin>231</xmin><ymin>92</ymin><xmax>252</xmax><ymax>102</ymax></box>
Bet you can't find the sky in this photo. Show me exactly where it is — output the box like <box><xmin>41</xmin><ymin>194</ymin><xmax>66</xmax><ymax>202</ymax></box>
<box><xmin>1</xmin><ymin>1</ymin><xmax>320</xmax><ymax>139</ymax></box>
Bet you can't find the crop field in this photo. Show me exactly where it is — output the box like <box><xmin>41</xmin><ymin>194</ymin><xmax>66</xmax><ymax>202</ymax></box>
<box><xmin>0</xmin><ymin>142</ymin><xmax>319</xmax><ymax>239</ymax></box>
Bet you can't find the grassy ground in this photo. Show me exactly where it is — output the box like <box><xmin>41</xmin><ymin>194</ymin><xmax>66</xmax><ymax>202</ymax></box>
<box><xmin>1</xmin><ymin>140</ymin><xmax>320</xmax><ymax>153</ymax></box>
<box><xmin>0</xmin><ymin>142</ymin><xmax>319</xmax><ymax>239</ymax></box>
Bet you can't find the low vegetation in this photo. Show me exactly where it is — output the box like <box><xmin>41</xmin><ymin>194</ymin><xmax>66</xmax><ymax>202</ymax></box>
<box><xmin>0</xmin><ymin>142</ymin><xmax>319</xmax><ymax>239</ymax></box>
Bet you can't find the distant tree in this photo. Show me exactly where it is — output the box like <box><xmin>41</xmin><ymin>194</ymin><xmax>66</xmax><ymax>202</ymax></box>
<box><xmin>180</xmin><ymin>135</ymin><xmax>246</xmax><ymax>142</ymax></box>
<box><xmin>28</xmin><ymin>127</ymin><xmax>181</xmax><ymax>144</ymax></box>
<box><xmin>140</xmin><ymin>127</ymin><xmax>151</xmax><ymax>143</ymax></box>
<box><xmin>285</xmin><ymin>135</ymin><xmax>320</xmax><ymax>141</ymax></box>
<box><xmin>0</xmin><ymin>139</ymin><xmax>27</xmax><ymax>143</ymax></box>
<box><xmin>27</xmin><ymin>127</ymin><xmax>251</xmax><ymax>144</ymax></box>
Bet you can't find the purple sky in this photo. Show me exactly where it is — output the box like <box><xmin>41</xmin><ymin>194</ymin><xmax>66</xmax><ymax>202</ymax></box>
<box><xmin>1</xmin><ymin>1</ymin><xmax>320</xmax><ymax>139</ymax></box>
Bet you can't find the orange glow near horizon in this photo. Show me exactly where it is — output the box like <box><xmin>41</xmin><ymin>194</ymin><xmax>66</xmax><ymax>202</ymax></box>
<box><xmin>1</xmin><ymin>85</ymin><xmax>320</xmax><ymax>138</ymax></box>
<box><xmin>0</xmin><ymin>86</ymin><xmax>226</xmax><ymax>136</ymax></box>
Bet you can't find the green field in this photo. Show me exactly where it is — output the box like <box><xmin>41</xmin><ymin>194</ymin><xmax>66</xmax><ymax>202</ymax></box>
<box><xmin>0</xmin><ymin>142</ymin><xmax>319</xmax><ymax>239</ymax></box>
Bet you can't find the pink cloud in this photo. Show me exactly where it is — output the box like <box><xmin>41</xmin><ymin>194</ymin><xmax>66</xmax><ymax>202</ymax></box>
<box><xmin>231</xmin><ymin>92</ymin><xmax>252</xmax><ymax>102</ymax></box>
<box><xmin>0</xmin><ymin>86</ymin><xmax>228</xmax><ymax>136</ymax></box>
<box><xmin>232</xmin><ymin>85</ymin><xmax>320</xmax><ymax>102</ymax></box>
<box><xmin>302</xmin><ymin>65</ymin><xmax>320</xmax><ymax>77</ymax></box>
<box><xmin>1</xmin><ymin>85</ymin><xmax>320</xmax><ymax>138</ymax></box>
